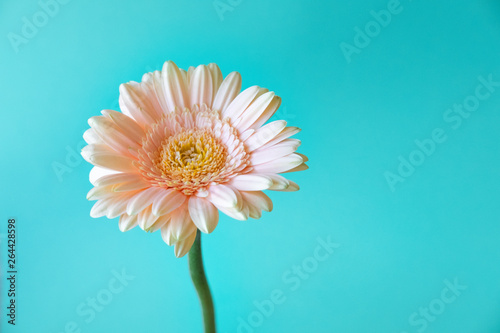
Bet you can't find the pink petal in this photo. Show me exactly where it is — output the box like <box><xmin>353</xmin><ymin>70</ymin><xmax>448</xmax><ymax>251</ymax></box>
<box><xmin>101</xmin><ymin>109</ymin><xmax>145</xmax><ymax>144</ymax></box>
<box><xmin>250</xmin><ymin>139</ymin><xmax>301</xmax><ymax>165</ymax></box>
<box><xmin>208</xmin><ymin>63</ymin><xmax>223</xmax><ymax>101</ymax></box>
<box><xmin>82</xmin><ymin>144</ymin><xmax>137</xmax><ymax>173</ymax></box>
<box><xmin>240</xmin><ymin>190</ymin><xmax>273</xmax><ymax>218</ymax></box>
<box><xmin>188</xmin><ymin>197</ymin><xmax>219</xmax><ymax>234</ymax></box>
<box><xmin>162</xmin><ymin>60</ymin><xmax>189</xmax><ymax>111</ymax></box>
<box><xmin>229</xmin><ymin>174</ymin><xmax>273</xmax><ymax>191</ymax></box>
<box><xmin>163</xmin><ymin>203</ymin><xmax>196</xmax><ymax>242</ymax></box>
<box><xmin>119</xmin><ymin>82</ymin><xmax>157</xmax><ymax>126</ymax></box>
<box><xmin>174</xmin><ymin>230</ymin><xmax>197</xmax><ymax>258</ymax></box>
<box><xmin>137</xmin><ymin>206</ymin><xmax>158</xmax><ymax>231</ymax></box>
<box><xmin>244</xmin><ymin>120</ymin><xmax>287</xmax><ymax>152</ymax></box>
<box><xmin>259</xmin><ymin>126</ymin><xmax>301</xmax><ymax>150</ymax></box>
<box><xmin>281</xmin><ymin>163</ymin><xmax>309</xmax><ymax>174</ymax></box>
<box><xmin>222</xmin><ymin>85</ymin><xmax>261</xmax><ymax>120</ymax></box>
<box><xmin>152</xmin><ymin>190</ymin><xmax>187</xmax><ymax>216</ymax></box>
<box><xmin>252</xmin><ymin>154</ymin><xmax>304</xmax><ymax>173</ymax></box>
<box><xmin>207</xmin><ymin>184</ymin><xmax>241</xmax><ymax>209</ymax></box>
<box><xmin>89</xmin><ymin>166</ymin><xmax>120</xmax><ymax>185</ymax></box>
<box><xmin>119</xmin><ymin>213</ymin><xmax>138</xmax><ymax>232</ymax></box>
<box><xmin>189</xmin><ymin>65</ymin><xmax>213</xmax><ymax>108</ymax></box>
<box><xmin>127</xmin><ymin>187</ymin><xmax>163</xmax><ymax>215</ymax></box>
<box><xmin>213</xmin><ymin>72</ymin><xmax>242</xmax><ymax>112</ymax></box>
<box><xmin>234</xmin><ymin>92</ymin><xmax>277</xmax><ymax>132</ymax></box>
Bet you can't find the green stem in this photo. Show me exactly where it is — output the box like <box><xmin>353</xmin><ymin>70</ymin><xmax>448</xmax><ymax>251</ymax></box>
<box><xmin>188</xmin><ymin>230</ymin><xmax>216</xmax><ymax>333</ymax></box>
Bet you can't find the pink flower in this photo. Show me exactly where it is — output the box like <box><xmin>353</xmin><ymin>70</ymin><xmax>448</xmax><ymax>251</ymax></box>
<box><xmin>82</xmin><ymin>61</ymin><xmax>308</xmax><ymax>257</ymax></box>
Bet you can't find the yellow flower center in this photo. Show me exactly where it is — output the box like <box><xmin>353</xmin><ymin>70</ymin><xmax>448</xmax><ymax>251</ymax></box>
<box><xmin>156</xmin><ymin>129</ymin><xmax>228</xmax><ymax>189</ymax></box>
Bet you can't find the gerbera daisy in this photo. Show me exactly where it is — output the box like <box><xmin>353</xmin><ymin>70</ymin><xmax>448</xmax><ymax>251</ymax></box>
<box><xmin>82</xmin><ymin>60</ymin><xmax>308</xmax><ymax>257</ymax></box>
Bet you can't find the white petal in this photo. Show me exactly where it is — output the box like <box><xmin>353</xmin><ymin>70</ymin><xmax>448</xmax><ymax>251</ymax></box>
<box><xmin>214</xmin><ymin>204</ymin><xmax>248</xmax><ymax>221</ymax></box>
<box><xmin>152</xmin><ymin>190</ymin><xmax>187</xmax><ymax>216</ymax></box>
<box><xmin>228</xmin><ymin>174</ymin><xmax>273</xmax><ymax>191</ymax></box>
<box><xmin>188</xmin><ymin>197</ymin><xmax>219</xmax><ymax>233</ymax></box>
<box><xmin>244</xmin><ymin>120</ymin><xmax>287</xmax><ymax>152</ymax></box>
<box><xmin>222</xmin><ymin>85</ymin><xmax>260</xmax><ymax>120</ymax></box>
<box><xmin>189</xmin><ymin>65</ymin><xmax>213</xmax><ymax>108</ymax></box>
<box><xmin>89</xmin><ymin>166</ymin><xmax>119</xmax><ymax>185</ymax></box>
<box><xmin>207</xmin><ymin>184</ymin><xmax>241</xmax><ymax>209</ymax></box>
<box><xmin>272</xmin><ymin>180</ymin><xmax>300</xmax><ymax>191</ymax></box>
<box><xmin>265</xmin><ymin>174</ymin><xmax>290</xmax><ymax>190</ymax></box>
<box><xmin>249</xmin><ymin>96</ymin><xmax>282</xmax><ymax>130</ymax></box>
<box><xmin>101</xmin><ymin>109</ymin><xmax>145</xmax><ymax>144</ymax></box>
<box><xmin>281</xmin><ymin>163</ymin><xmax>309</xmax><ymax>174</ymax></box>
<box><xmin>126</xmin><ymin>187</ymin><xmax>162</xmax><ymax>215</ymax></box>
<box><xmin>252</xmin><ymin>154</ymin><xmax>304</xmax><ymax>173</ymax></box>
<box><xmin>119</xmin><ymin>214</ymin><xmax>138</xmax><ymax>232</ymax></box>
<box><xmin>251</xmin><ymin>139</ymin><xmax>301</xmax><ymax>165</ymax></box>
<box><xmin>174</xmin><ymin>230</ymin><xmax>197</xmax><ymax>258</ymax></box>
<box><xmin>213</xmin><ymin>72</ymin><xmax>242</xmax><ymax>112</ymax></box>
<box><xmin>94</xmin><ymin>172</ymin><xmax>144</xmax><ymax>187</ymax></box>
<box><xmin>259</xmin><ymin>126</ymin><xmax>301</xmax><ymax>150</ymax></box>
<box><xmin>119</xmin><ymin>82</ymin><xmax>157</xmax><ymax>126</ymax></box>
<box><xmin>208</xmin><ymin>63</ymin><xmax>223</xmax><ymax>101</ymax></box>
<box><xmin>145</xmin><ymin>214</ymin><xmax>170</xmax><ymax>233</ymax></box>
<box><xmin>83</xmin><ymin>128</ymin><xmax>102</xmax><ymax>145</ymax></box>
<box><xmin>241</xmin><ymin>191</ymin><xmax>273</xmax><ymax>216</ymax></box>
<box><xmin>162</xmin><ymin>61</ymin><xmax>189</xmax><ymax>110</ymax></box>
<box><xmin>234</xmin><ymin>92</ymin><xmax>277</xmax><ymax>132</ymax></box>
<box><xmin>164</xmin><ymin>203</ymin><xmax>196</xmax><ymax>242</ymax></box>
<box><xmin>137</xmin><ymin>206</ymin><xmax>158</xmax><ymax>231</ymax></box>
<box><xmin>82</xmin><ymin>144</ymin><xmax>136</xmax><ymax>173</ymax></box>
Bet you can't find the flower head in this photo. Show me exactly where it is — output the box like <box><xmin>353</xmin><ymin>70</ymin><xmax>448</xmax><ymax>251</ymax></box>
<box><xmin>82</xmin><ymin>61</ymin><xmax>308</xmax><ymax>257</ymax></box>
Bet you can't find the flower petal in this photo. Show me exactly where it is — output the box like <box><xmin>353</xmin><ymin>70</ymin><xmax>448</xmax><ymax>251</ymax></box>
<box><xmin>119</xmin><ymin>213</ymin><xmax>138</xmax><ymax>232</ymax></box>
<box><xmin>162</xmin><ymin>60</ymin><xmax>189</xmax><ymax>111</ymax></box>
<box><xmin>281</xmin><ymin>163</ymin><xmax>309</xmax><ymax>174</ymax></box>
<box><xmin>189</xmin><ymin>65</ymin><xmax>213</xmax><ymax>108</ymax></box>
<box><xmin>228</xmin><ymin>174</ymin><xmax>273</xmax><ymax>191</ymax></box>
<box><xmin>88</xmin><ymin>116</ymin><xmax>140</xmax><ymax>155</ymax></box>
<box><xmin>244</xmin><ymin>120</ymin><xmax>287</xmax><ymax>152</ymax></box>
<box><xmin>101</xmin><ymin>109</ymin><xmax>145</xmax><ymax>144</ymax></box>
<box><xmin>222</xmin><ymin>85</ymin><xmax>261</xmax><ymax>120</ymax></box>
<box><xmin>240</xmin><ymin>190</ymin><xmax>273</xmax><ymax>219</ymax></box>
<box><xmin>163</xmin><ymin>203</ymin><xmax>196</xmax><ymax>242</ymax></box>
<box><xmin>207</xmin><ymin>184</ymin><xmax>241</xmax><ymax>209</ymax></box>
<box><xmin>127</xmin><ymin>187</ymin><xmax>163</xmax><ymax>215</ymax></box>
<box><xmin>212</xmin><ymin>72</ymin><xmax>242</xmax><ymax>112</ymax></box>
<box><xmin>82</xmin><ymin>144</ymin><xmax>137</xmax><ymax>172</ymax></box>
<box><xmin>188</xmin><ymin>197</ymin><xmax>219</xmax><ymax>234</ymax></box>
<box><xmin>259</xmin><ymin>126</ymin><xmax>301</xmax><ymax>150</ymax></box>
<box><xmin>119</xmin><ymin>82</ymin><xmax>157</xmax><ymax>126</ymax></box>
<box><xmin>208</xmin><ymin>63</ymin><xmax>223</xmax><ymax>101</ymax></box>
<box><xmin>252</xmin><ymin>154</ymin><xmax>304</xmax><ymax>173</ymax></box>
<box><xmin>89</xmin><ymin>166</ymin><xmax>119</xmax><ymax>185</ymax></box>
<box><xmin>145</xmin><ymin>214</ymin><xmax>170</xmax><ymax>233</ymax></box>
<box><xmin>234</xmin><ymin>92</ymin><xmax>277</xmax><ymax>132</ymax></box>
<box><xmin>152</xmin><ymin>190</ymin><xmax>187</xmax><ymax>216</ymax></box>
<box><xmin>250</xmin><ymin>139</ymin><xmax>301</xmax><ymax>165</ymax></box>
<box><xmin>137</xmin><ymin>206</ymin><xmax>158</xmax><ymax>231</ymax></box>
<box><xmin>271</xmin><ymin>179</ymin><xmax>300</xmax><ymax>191</ymax></box>
<box><xmin>174</xmin><ymin>230</ymin><xmax>197</xmax><ymax>258</ymax></box>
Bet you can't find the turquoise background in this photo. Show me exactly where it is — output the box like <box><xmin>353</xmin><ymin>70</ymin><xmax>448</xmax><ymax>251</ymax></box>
<box><xmin>1</xmin><ymin>0</ymin><xmax>500</xmax><ymax>332</ymax></box>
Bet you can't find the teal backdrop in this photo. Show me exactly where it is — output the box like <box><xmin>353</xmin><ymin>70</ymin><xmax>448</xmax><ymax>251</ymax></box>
<box><xmin>1</xmin><ymin>0</ymin><xmax>500</xmax><ymax>332</ymax></box>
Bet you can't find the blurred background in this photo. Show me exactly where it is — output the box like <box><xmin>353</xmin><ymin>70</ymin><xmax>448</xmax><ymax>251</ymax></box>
<box><xmin>1</xmin><ymin>0</ymin><xmax>500</xmax><ymax>332</ymax></box>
